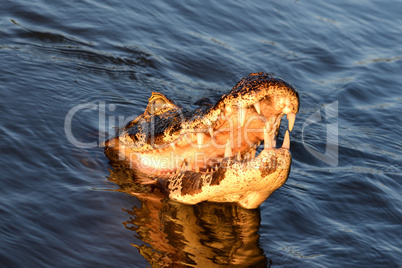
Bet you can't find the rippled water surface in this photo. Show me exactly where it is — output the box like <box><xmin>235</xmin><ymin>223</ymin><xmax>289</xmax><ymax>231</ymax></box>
<box><xmin>1</xmin><ymin>0</ymin><xmax>401</xmax><ymax>267</ymax></box>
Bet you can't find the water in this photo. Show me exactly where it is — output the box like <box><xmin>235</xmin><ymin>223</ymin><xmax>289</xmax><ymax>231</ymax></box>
<box><xmin>1</xmin><ymin>0</ymin><xmax>401</xmax><ymax>267</ymax></box>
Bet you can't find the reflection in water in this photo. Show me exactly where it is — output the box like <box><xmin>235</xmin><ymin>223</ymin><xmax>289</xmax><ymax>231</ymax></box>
<box><xmin>107</xmin><ymin>158</ymin><xmax>269</xmax><ymax>267</ymax></box>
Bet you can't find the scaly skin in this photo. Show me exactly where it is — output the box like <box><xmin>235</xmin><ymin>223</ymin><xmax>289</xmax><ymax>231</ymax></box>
<box><xmin>105</xmin><ymin>72</ymin><xmax>299</xmax><ymax>209</ymax></box>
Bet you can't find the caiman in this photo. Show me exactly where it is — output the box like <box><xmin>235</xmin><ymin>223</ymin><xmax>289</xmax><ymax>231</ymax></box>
<box><xmin>105</xmin><ymin>72</ymin><xmax>300</xmax><ymax>209</ymax></box>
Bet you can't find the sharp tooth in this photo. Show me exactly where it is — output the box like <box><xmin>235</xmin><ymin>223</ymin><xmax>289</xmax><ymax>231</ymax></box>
<box><xmin>239</xmin><ymin>107</ymin><xmax>247</xmax><ymax>127</ymax></box>
<box><xmin>182</xmin><ymin>161</ymin><xmax>189</xmax><ymax>171</ymax></box>
<box><xmin>197</xmin><ymin>132</ymin><xmax>205</xmax><ymax>149</ymax></box>
<box><xmin>214</xmin><ymin>165</ymin><xmax>218</xmax><ymax>171</ymax></box>
<box><xmin>208</xmin><ymin>127</ymin><xmax>214</xmax><ymax>137</ymax></box>
<box><xmin>287</xmin><ymin>113</ymin><xmax>296</xmax><ymax>132</ymax></box>
<box><xmin>224</xmin><ymin>142</ymin><xmax>233</xmax><ymax>158</ymax></box>
<box><xmin>282</xmin><ymin>130</ymin><xmax>290</xmax><ymax>149</ymax></box>
<box><xmin>170</xmin><ymin>143</ymin><xmax>176</xmax><ymax>150</ymax></box>
<box><xmin>236</xmin><ymin>152</ymin><xmax>242</xmax><ymax>161</ymax></box>
<box><xmin>253</xmin><ymin>101</ymin><xmax>261</xmax><ymax>114</ymax></box>
<box><xmin>265</xmin><ymin>122</ymin><xmax>271</xmax><ymax>133</ymax></box>
<box><xmin>264</xmin><ymin>126</ymin><xmax>272</xmax><ymax>149</ymax></box>
<box><xmin>250</xmin><ymin>148</ymin><xmax>257</xmax><ymax>158</ymax></box>
<box><xmin>196</xmin><ymin>165</ymin><xmax>200</xmax><ymax>173</ymax></box>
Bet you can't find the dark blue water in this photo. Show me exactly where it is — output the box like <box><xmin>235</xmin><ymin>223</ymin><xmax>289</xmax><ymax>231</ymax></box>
<box><xmin>1</xmin><ymin>0</ymin><xmax>401</xmax><ymax>267</ymax></box>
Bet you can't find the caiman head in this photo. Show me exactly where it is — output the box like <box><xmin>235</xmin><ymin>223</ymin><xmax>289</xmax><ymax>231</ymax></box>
<box><xmin>105</xmin><ymin>72</ymin><xmax>300</xmax><ymax>209</ymax></box>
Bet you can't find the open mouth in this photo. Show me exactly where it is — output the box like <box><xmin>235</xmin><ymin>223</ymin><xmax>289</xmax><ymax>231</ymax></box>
<box><xmin>131</xmin><ymin>90</ymin><xmax>298</xmax><ymax>176</ymax></box>
<box><xmin>105</xmin><ymin>72</ymin><xmax>300</xmax><ymax>209</ymax></box>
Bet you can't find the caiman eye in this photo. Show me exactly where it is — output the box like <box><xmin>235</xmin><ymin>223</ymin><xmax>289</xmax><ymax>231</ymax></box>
<box><xmin>148</xmin><ymin>97</ymin><xmax>166</xmax><ymax>115</ymax></box>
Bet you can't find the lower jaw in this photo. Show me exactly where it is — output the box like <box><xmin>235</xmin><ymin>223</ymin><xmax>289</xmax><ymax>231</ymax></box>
<box><xmin>147</xmin><ymin>147</ymin><xmax>291</xmax><ymax>179</ymax></box>
<box><xmin>164</xmin><ymin>148</ymin><xmax>292</xmax><ymax>209</ymax></box>
<box><xmin>105</xmin><ymin>135</ymin><xmax>292</xmax><ymax>209</ymax></box>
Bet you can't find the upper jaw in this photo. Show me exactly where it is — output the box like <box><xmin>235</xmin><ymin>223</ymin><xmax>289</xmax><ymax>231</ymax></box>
<box><xmin>113</xmin><ymin>72</ymin><xmax>299</xmax><ymax>175</ymax></box>
<box><xmin>179</xmin><ymin>72</ymin><xmax>299</xmax><ymax>150</ymax></box>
